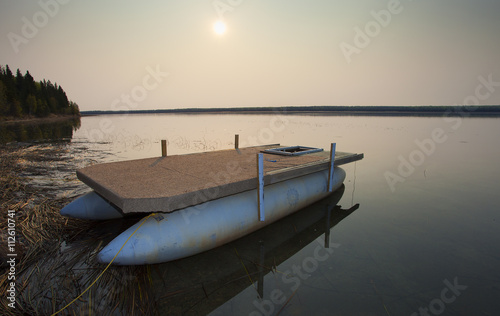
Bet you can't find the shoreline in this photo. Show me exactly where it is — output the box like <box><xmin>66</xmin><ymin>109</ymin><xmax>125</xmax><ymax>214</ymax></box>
<box><xmin>81</xmin><ymin>110</ymin><xmax>500</xmax><ymax>118</ymax></box>
<box><xmin>80</xmin><ymin>105</ymin><xmax>500</xmax><ymax>118</ymax></box>
<box><xmin>0</xmin><ymin>142</ymin><xmax>159</xmax><ymax>315</ymax></box>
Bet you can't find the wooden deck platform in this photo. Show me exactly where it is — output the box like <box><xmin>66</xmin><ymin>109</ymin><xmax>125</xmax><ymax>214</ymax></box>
<box><xmin>77</xmin><ymin>144</ymin><xmax>363</xmax><ymax>213</ymax></box>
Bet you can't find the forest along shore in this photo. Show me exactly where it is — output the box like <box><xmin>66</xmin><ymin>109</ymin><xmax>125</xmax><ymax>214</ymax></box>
<box><xmin>0</xmin><ymin>65</ymin><xmax>80</xmax><ymax>122</ymax></box>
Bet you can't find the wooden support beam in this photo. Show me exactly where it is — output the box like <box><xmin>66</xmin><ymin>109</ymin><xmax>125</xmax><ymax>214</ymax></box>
<box><xmin>257</xmin><ymin>153</ymin><xmax>265</xmax><ymax>221</ymax></box>
<box><xmin>328</xmin><ymin>143</ymin><xmax>336</xmax><ymax>192</ymax></box>
<box><xmin>161</xmin><ymin>140</ymin><xmax>167</xmax><ymax>157</ymax></box>
<box><xmin>235</xmin><ymin>134</ymin><xmax>239</xmax><ymax>149</ymax></box>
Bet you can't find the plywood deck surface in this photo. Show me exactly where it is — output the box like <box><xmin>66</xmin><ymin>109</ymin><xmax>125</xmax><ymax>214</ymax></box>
<box><xmin>77</xmin><ymin>145</ymin><xmax>363</xmax><ymax>213</ymax></box>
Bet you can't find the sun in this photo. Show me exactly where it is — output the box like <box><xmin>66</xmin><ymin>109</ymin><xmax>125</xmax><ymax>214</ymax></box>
<box><xmin>213</xmin><ymin>20</ymin><xmax>227</xmax><ymax>35</ymax></box>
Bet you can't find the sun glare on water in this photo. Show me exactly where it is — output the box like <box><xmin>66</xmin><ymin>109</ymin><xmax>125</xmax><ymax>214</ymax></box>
<box><xmin>213</xmin><ymin>20</ymin><xmax>227</xmax><ymax>35</ymax></box>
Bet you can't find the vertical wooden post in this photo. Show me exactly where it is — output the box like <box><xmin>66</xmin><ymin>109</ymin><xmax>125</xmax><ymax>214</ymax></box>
<box><xmin>235</xmin><ymin>134</ymin><xmax>239</xmax><ymax>149</ymax></box>
<box><xmin>328</xmin><ymin>143</ymin><xmax>336</xmax><ymax>192</ymax></box>
<box><xmin>257</xmin><ymin>153</ymin><xmax>265</xmax><ymax>221</ymax></box>
<box><xmin>161</xmin><ymin>140</ymin><xmax>167</xmax><ymax>157</ymax></box>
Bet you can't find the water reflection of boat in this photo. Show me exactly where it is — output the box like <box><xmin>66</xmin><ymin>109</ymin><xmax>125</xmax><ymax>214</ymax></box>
<box><xmin>149</xmin><ymin>186</ymin><xmax>358</xmax><ymax>315</ymax></box>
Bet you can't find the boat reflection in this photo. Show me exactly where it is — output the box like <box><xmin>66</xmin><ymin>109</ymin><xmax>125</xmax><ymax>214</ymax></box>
<box><xmin>14</xmin><ymin>183</ymin><xmax>358</xmax><ymax>315</ymax></box>
<box><xmin>151</xmin><ymin>185</ymin><xmax>359</xmax><ymax>315</ymax></box>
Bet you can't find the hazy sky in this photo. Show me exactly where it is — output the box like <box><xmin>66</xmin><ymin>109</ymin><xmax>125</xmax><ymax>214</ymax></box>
<box><xmin>1</xmin><ymin>0</ymin><xmax>499</xmax><ymax>111</ymax></box>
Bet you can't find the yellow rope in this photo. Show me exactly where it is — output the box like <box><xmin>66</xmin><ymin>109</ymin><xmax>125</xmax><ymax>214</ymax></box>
<box><xmin>51</xmin><ymin>213</ymin><xmax>156</xmax><ymax>316</ymax></box>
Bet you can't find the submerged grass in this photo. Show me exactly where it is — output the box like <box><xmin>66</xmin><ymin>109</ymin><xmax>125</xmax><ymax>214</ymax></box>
<box><xmin>0</xmin><ymin>143</ymin><xmax>158</xmax><ymax>315</ymax></box>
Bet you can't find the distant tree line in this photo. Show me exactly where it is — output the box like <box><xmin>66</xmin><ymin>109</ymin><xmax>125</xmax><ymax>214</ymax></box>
<box><xmin>82</xmin><ymin>105</ymin><xmax>500</xmax><ymax>117</ymax></box>
<box><xmin>0</xmin><ymin>64</ymin><xmax>80</xmax><ymax>119</ymax></box>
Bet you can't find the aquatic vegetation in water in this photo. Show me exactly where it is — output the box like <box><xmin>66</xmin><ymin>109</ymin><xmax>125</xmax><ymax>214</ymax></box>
<box><xmin>0</xmin><ymin>143</ymin><xmax>157</xmax><ymax>315</ymax></box>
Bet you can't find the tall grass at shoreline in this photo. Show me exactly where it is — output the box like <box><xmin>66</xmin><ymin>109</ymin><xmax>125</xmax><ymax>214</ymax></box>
<box><xmin>0</xmin><ymin>143</ymin><xmax>157</xmax><ymax>315</ymax></box>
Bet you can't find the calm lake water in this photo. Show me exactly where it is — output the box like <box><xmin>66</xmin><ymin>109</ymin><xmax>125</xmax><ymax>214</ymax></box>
<box><xmin>7</xmin><ymin>113</ymin><xmax>500</xmax><ymax>315</ymax></box>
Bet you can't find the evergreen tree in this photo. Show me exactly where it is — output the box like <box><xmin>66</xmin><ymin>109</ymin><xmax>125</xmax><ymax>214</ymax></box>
<box><xmin>26</xmin><ymin>94</ymin><xmax>37</xmax><ymax>115</ymax></box>
<box><xmin>2</xmin><ymin>65</ymin><xmax>16</xmax><ymax>108</ymax></box>
<box><xmin>0</xmin><ymin>81</ymin><xmax>8</xmax><ymax>116</ymax></box>
<box><xmin>16</xmin><ymin>68</ymin><xmax>28</xmax><ymax>114</ymax></box>
<box><xmin>11</xmin><ymin>100</ymin><xmax>23</xmax><ymax>117</ymax></box>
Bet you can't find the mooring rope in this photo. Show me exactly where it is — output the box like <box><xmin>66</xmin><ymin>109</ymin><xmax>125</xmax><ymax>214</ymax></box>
<box><xmin>51</xmin><ymin>213</ymin><xmax>156</xmax><ymax>316</ymax></box>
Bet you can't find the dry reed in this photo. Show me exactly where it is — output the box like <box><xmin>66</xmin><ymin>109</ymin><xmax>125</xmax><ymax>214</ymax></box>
<box><xmin>0</xmin><ymin>143</ymin><xmax>158</xmax><ymax>315</ymax></box>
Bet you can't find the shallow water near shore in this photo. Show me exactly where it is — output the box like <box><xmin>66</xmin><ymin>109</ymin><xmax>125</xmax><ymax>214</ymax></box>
<box><xmin>4</xmin><ymin>113</ymin><xmax>500</xmax><ymax>315</ymax></box>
